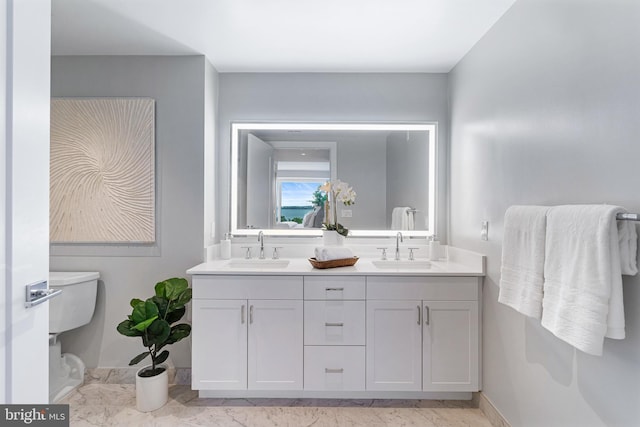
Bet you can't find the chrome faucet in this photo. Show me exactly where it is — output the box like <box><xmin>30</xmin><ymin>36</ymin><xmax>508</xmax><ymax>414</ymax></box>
<box><xmin>258</xmin><ymin>231</ymin><xmax>265</xmax><ymax>259</ymax></box>
<box><xmin>395</xmin><ymin>231</ymin><xmax>403</xmax><ymax>260</ymax></box>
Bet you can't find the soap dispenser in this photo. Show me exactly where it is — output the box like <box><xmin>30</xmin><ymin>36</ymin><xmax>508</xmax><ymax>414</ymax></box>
<box><xmin>221</xmin><ymin>233</ymin><xmax>231</xmax><ymax>260</ymax></box>
<box><xmin>428</xmin><ymin>235</ymin><xmax>441</xmax><ymax>261</ymax></box>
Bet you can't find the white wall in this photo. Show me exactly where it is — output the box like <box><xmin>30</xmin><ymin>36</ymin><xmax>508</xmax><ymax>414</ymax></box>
<box><xmin>449</xmin><ymin>0</ymin><xmax>640</xmax><ymax>425</ymax></box>
<box><xmin>217</xmin><ymin>73</ymin><xmax>449</xmax><ymax>240</ymax></box>
<box><xmin>204</xmin><ymin>60</ymin><xmax>218</xmax><ymax>253</ymax></box>
<box><xmin>49</xmin><ymin>56</ymin><xmax>212</xmax><ymax>369</ymax></box>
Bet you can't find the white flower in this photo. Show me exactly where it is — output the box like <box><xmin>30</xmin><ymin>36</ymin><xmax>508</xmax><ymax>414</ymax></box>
<box><xmin>321</xmin><ymin>179</ymin><xmax>356</xmax><ymax>235</ymax></box>
<box><xmin>326</xmin><ymin>180</ymin><xmax>355</xmax><ymax>205</ymax></box>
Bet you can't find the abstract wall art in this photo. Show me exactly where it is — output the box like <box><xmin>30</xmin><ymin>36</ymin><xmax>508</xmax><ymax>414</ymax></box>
<box><xmin>50</xmin><ymin>98</ymin><xmax>156</xmax><ymax>243</ymax></box>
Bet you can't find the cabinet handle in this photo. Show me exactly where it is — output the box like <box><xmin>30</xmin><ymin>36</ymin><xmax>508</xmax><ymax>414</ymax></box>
<box><xmin>250</xmin><ymin>305</ymin><xmax>254</xmax><ymax>324</ymax></box>
<box><xmin>325</xmin><ymin>322</ymin><xmax>344</xmax><ymax>327</ymax></box>
<box><xmin>417</xmin><ymin>305</ymin><xmax>421</xmax><ymax>325</ymax></box>
<box><xmin>325</xmin><ymin>368</ymin><xmax>344</xmax><ymax>374</ymax></box>
<box><xmin>325</xmin><ymin>287</ymin><xmax>344</xmax><ymax>291</ymax></box>
<box><xmin>425</xmin><ymin>305</ymin><xmax>430</xmax><ymax>325</ymax></box>
<box><xmin>241</xmin><ymin>305</ymin><xmax>245</xmax><ymax>324</ymax></box>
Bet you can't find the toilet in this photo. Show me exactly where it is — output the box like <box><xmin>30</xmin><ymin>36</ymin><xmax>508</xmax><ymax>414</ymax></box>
<box><xmin>49</xmin><ymin>271</ymin><xmax>100</xmax><ymax>403</ymax></box>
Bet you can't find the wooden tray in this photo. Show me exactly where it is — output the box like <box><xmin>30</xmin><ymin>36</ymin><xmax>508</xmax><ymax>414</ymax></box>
<box><xmin>308</xmin><ymin>257</ymin><xmax>359</xmax><ymax>269</ymax></box>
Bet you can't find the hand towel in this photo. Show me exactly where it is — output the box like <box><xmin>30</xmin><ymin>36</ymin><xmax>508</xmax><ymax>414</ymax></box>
<box><xmin>541</xmin><ymin>205</ymin><xmax>628</xmax><ymax>356</ymax></box>
<box><xmin>618</xmin><ymin>219</ymin><xmax>638</xmax><ymax>276</ymax></box>
<box><xmin>314</xmin><ymin>246</ymin><xmax>354</xmax><ymax>261</ymax></box>
<box><xmin>391</xmin><ymin>207</ymin><xmax>411</xmax><ymax>230</ymax></box>
<box><xmin>407</xmin><ymin>209</ymin><xmax>415</xmax><ymax>231</ymax></box>
<box><xmin>498</xmin><ymin>205</ymin><xmax>549</xmax><ymax>319</ymax></box>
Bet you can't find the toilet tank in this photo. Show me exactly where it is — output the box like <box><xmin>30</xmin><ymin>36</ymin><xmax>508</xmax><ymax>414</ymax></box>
<box><xmin>49</xmin><ymin>272</ymin><xmax>100</xmax><ymax>334</ymax></box>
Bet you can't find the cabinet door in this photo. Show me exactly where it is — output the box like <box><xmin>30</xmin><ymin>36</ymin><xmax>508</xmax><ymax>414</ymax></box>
<box><xmin>192</xmin><ymin>299</ymin><xmax>247</xmax><ymax>390</ymax></box>
<box><xmin>366</xmin><ymin>300</ymin><xmax>422</xmax><ymax>391</ymax></box>
<box><xmin>248</xmin><ymin>299</ymin><xmax>304</xmax><ymax>390</ymax></box>
<box><xmin>423</xmin><ymin>300</ymin><xmax>479</xmax><ymax>391</ymax></box>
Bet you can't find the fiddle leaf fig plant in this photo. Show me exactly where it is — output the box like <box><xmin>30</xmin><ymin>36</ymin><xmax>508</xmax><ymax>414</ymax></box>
<box><xmin>117</xmin><ymin>277</ymin><xmax>192</xmax><ymax>377</ymax></box>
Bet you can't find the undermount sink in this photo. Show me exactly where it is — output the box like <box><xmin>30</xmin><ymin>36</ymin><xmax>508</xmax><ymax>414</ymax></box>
<box><xmin>226</xmin><ymin>259</ymin><xmax>290</xmax><ymax>269</ymax></box>
<box><xmin>372</xmin><ymin>259</ymin><xmax>432</xmax><ymax>269</ymax></box>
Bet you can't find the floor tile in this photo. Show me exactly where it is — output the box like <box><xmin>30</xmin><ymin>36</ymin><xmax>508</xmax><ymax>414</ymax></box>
<box><xmin>64</xmin><ymin>384</ymin><xmax>494</xmax><ymax>427</ymax></box>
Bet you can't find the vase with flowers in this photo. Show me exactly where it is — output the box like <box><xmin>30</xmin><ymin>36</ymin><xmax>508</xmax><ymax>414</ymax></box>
<box><xmin>319</xmin><ymin>179</ymin><xmax>356</xmax><ymax>244</ymax></box>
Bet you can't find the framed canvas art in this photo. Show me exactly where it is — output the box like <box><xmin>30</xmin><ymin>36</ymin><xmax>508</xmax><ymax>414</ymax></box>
<box><xmin>50</xmin><ymin>98</ymin><xmax>156</xmax><ymax>243</ymax></box>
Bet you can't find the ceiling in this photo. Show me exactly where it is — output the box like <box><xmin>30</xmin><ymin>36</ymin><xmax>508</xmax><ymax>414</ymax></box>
<box><xmin>51</xmin><ymin>0</ymin><xmax>517</xmax><ymax>73</ymax></box>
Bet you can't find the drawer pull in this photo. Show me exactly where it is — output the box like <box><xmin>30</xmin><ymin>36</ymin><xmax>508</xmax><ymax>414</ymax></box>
<box><xmin>325</xmin><ymin>368</ymin><xmax>344</xmax><ymax>374</ymax></box>
<box><xmin>425</xmin><ymin>305</ymin><xmax>430</xmax><ymax>326</ymax></box>
<box><xmin>325</xmin><ymin>287</ymin><xmax>344</xmax><ymax>291</ymax></box>
<box><xmin>325</xmin><ymin>322</ymin><xmax>344</xmax><ymax>327</ymax></box>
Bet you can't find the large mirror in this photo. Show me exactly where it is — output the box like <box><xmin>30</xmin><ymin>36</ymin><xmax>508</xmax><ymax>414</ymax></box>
<box><xmin>231</xmin><ymin>123</ymin><xmax>436</xmax><ymax>237</ymax></box>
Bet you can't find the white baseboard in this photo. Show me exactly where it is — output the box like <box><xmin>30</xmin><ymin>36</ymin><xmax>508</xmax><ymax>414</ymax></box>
<box><xmin>199</xmin><ymin>390</ymin><xmax>473</xmax><ymax>399</ymax></box>
<box><xmin>479</xmin><ymin>392</ymin><xmax>511</xmax><ymax>427</ymax></box>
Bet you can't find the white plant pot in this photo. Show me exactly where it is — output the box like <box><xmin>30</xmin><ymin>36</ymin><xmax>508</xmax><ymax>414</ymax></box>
<box><xmin>322</xmin><ymin>230</ymin><xmax>344</xmax><ymax>246</ymax></box>
<box><xmin>135</xmin><ymin>365</ymin><xmax>168</xmax><ymax>412</ymax></box>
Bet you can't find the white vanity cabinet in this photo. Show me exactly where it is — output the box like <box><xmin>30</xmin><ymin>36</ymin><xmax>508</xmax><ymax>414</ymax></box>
<box><xmin>366</xmin><ymin>276</ymin><xmax>481</xmax><ymax>392</ymax></box>
<box><xmin>192</xmin><ymin>275</ymin><xmax>303</xmax><ymax>391</ymax></box>
<box><xmin>188</xmin><ymin>264</ymin><xmax>483</xmax><ymax>398</ymax></box>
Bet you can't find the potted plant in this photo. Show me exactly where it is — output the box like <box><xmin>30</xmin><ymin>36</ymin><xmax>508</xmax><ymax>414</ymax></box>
<box><xmin>116</xmin><ymin>277</ymin><xmax>192</xmax><ymax>412</ymax></box>
<box><xmin>319</xmin><ymin>179</ymin><xmax>356</xmax><ymax>244</ymax></box>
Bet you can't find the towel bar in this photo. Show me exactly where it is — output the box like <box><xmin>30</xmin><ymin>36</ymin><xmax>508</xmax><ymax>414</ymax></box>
<box><xmin>617</xmin><ymin>213</ymin><xmax>640</xmax><ymax>221</ymax></box>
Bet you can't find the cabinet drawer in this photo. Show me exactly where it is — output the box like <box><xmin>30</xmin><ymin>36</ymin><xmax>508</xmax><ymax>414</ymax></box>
<box><xmin>304</xmin><ymin>346</ymin><xmax>365</xmax><ymax>391</ymax></box>
<box><xmin>367</xmin><ymin>276</ymin><xmax>479</xmax><ymax>301</ymax></box>
<box><xmin>304</xmin><ymin>301</ymin><xmax>365</xmax><ymax>345</ymax></box>
<box><xmin>193</xmin><ymin>275</ymin><xmax>303</xmax><ymax>300</ymax></box>
<box><xmin>304</xmin><ymin>276</ymin><xmax>365</xmax><ymax>300</ymax></box>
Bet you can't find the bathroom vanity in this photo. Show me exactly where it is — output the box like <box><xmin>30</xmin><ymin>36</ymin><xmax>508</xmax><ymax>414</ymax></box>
<box><xmin>187</xmin><ymin>248</ymin><xmax>484</xmax><ymax>399</ymax></box>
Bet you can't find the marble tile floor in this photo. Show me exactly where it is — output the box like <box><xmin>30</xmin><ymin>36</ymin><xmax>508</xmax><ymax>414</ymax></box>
<box><xmin>61</xmin><ymin>384</ymin><xmax>495</xmax><ymax>427</ymax></box>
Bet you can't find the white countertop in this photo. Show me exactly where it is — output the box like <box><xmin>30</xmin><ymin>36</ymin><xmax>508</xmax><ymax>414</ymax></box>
<box><xmin>187</xmin><ymin>246</ymin><xmax>485</xmax><ymax>277</ymax></box>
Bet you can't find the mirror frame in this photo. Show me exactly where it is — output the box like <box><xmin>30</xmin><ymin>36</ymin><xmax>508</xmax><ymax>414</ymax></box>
<box><xmin>230</xmin><ymin>122</ymin><xmax>437</xmax><ymax>237</ymax></box>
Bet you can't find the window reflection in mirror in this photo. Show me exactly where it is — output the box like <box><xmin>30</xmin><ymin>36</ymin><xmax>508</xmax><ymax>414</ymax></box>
<box><xmin>231</xmin><ymin>123</ymin><xmax>436</xmax><ymax>237</ymax></box>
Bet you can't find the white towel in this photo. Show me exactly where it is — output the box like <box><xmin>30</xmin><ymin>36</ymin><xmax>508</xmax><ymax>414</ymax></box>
<box><xmin>314</xmin><ymin>246</ymin><xmax>354</xmax><ymax>261</ymax></box>
<box><xmin>541</xmin><ymin>205</ymin><xmax>630</xmax><ymax>356</ymax></box>
<box><xmin>498</xmin><ymin>206</ymin><xmax>548</xmax><ymax>319</ymax></box>
<box><xmin>391</xmin><ymin>207</ymin><xmax>412</xmax><ymax>230</ymax></box>
<box><xmin>618</xmin><ymin>219</ymin><xmax>638</xmax><ymax>276</ymax></box>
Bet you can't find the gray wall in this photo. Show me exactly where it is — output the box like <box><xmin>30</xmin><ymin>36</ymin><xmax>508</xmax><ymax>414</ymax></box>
<box><xmin>50</xmin><ymin>56</ymin><xmax>211</xmax><ymax>369</ymax></box>
<box><xmin>335</xmin><ymin>135</ymin><xmax>387</xmax><ymax>230</ymax></box>
<box><xmin>449</xmin><ymin>1</ymin><xmax>640</xmax><ymax>425</ymax></box>
<box><xmin>217</xmin><ymin>73</ymin><xmax>449</xmax><ymax>240</ymax></box>
<box><xmin>386</xmin><ymin>131</ymin><xmax>430</xmax><ymax>230</ymax></box>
